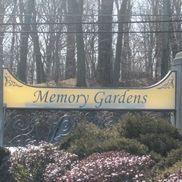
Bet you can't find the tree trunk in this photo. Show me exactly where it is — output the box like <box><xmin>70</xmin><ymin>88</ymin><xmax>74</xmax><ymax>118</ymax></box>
<box><xmin>121</xmin><ymin>1</ymin><xmax>131</xmax><ymax>81</ymax></box>
<box><xmin>46</xmin><ymin>33</ymin><xmax>55</xmax><ymax>81</ymax></box>
<box><xmin>9</xmin><ymin>0</ymin><xmax>17</xmax><ymax>72</ymax></box>
<box><xmin>161</xmin><ymin>0</ymin><xmax>170</xmax><ymax>78</ymax></box>
<box><xmin>71</xmin><ymin>0</ymin><xmax>86</xmax><ymax>87</ymax></box>
<box><xmin>113</xmin><ymin>0</ymin><xmax>128</xmax><ymax>86</ymax></box>
<box><xmin>170</xmin><ymin>0</ymin><xmax>182</xmax><ymax>58</ymax></box>
<box><xmin>30</xmin><ymin>0</ymin><xmax>46</xmax><ymax>84</ymax></box>
<box><xmin>65</xmin><ymin>0</ymin><xmax>76</xmax><ymax>79</ymax></box>
<box><xmin>53</xmin><ymin>34</ymin><xmax>61</xmax><ymax>84</ymax></box>
<box><xmin>17</xmin><ymin>0</ymin><xmax>33</xmax><ymax>83</ymax></box>
<box><xmin>97</xmin><ymin>0</ymin><xmax>114</xmax><ymax>86</ymax></box>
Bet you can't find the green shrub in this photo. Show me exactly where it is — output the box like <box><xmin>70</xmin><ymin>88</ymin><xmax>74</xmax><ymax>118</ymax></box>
<box><xmin>61</xmin><ymin>114</ymin><xmax>182</xmax><ymax>159</ymax></box>
<box><xmin>155</xmin><ymin>147</ymin><xmax>182</xmax><ymax>170</ymax></box>
<box><xmin>116</xmin><ymin>114</ymin><xmax>182</xmax><ymax>156</ymax></box>
<box><xmin>139</xmin><ymin>134</ymin><xmax>181</xmax><ymax>156</ymax></box>
<box><xmin>118</xmin><ymin>114</ymin><xmax>182</xmax><ymax>140</ymax></box>
<box><xmin>60</xmin><ymin>122</ymin><xmax>119</xmax><ymax>150</ymax></box>
<box><xmin>60</xmin><ymin>122</ymin><xmax>148</xmax><ymax>158</ymax></box>
<box><xmin>154</xmin><ymin>160</ymin><xmax>182</xmax><ymax>181</ymax></box>
<box><xmin>149</xmin><ymin>151</ymin><xmax>163</xmax><ymax>163</ymax></box>
<box><xmin>66</xmin><ymin>137</ymin><xmax>148</xmax><ymax>158</ymax></box>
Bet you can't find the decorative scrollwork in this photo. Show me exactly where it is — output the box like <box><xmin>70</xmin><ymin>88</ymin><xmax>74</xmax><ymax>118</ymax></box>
<box><xmin>12</xmin><ymin>115</ymin><xmax>33</xmax><ymax>131</ymax></box>
<box><xmin>4</xmin><ymin>111</ymin><xmax>37</xmax><ymax>146</ymax></box>
<box><xmin>5</xmin><ymin>74</ymin><xmax>22</xmax><ymax>87</ymax></box>
<box><xmin>9</xmin><ymin>129</ymin><xmax>36</xmax><ymax>146</ymax></box>
<box><xmin>4</xmin><ymin>110</ymin><xmax>118</xmax><ymax>146</ymax></box>
<box><xmin>158</xmin><ymin>77</ymin><xmax>174</xmax><ymax>89</ymax></box>
<box><xmin>4</xmin><ymin>110</ymin><xmax>77</xmax><ymax>146</ymax></box>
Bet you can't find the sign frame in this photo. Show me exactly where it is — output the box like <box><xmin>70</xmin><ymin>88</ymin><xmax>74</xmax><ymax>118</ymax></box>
<box><xmin>4</xmin><ymin>68</ymin><xmax>176</xmax><ymax>111</ymax></box>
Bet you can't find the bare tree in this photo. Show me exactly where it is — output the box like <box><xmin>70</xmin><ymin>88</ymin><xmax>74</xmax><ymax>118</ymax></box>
<box><xmin>161</xmin><ymin>0</ymin><xmax>171</xmax><ymax>78</ymax></box>
<box><xmin>170</xmin><ymin>0</ymin><xmax>182</xmax><ymax>58</ymax></box>
<box><xmin>17</xmin><ymin>0</ymin><xmax>33</xmax><ymax>83</ymax></box>
<box><xmin>121</xmin><ymin>0</ymin><xmax>132</xmax><ymax>81</ymax></box>
<box><xmin>3</xmin><ymin>0</ymin><xmax>180</xmax><ymax>87</ymax></box>
<box><xmin>5</xmin><ymin>0</ymin><xmax>18</xmax><ymax>73</ymax></box>
<box><xmin>97</xmin><ymin>0</ymin><xmax>114</xmax><ymax>86</ymax></box>
<box><xmin>65</xmin><ymin>0</ymin><xmax>76</xmax><ymax>79</ymax></box>
<box><xmin>30</xmin><ymin>0</ymin><xmax>46</xmax><ymax>83</ymax></box>
<box><xmin>113</xmin><ymin>0</ymin><xmax>128</xmax><ymax>86</ymax></box>
<box><xmin>71</xmin><ymin>0</ymin><xmax>86</xmax><ymax>87</ymax></box>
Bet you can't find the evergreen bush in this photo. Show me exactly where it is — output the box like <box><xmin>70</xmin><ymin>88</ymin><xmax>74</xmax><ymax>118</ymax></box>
<box><xmin>118</xmin><ymin>114</ymin><xmax>182</xmax><ymax>140</ymax></box>
<box><xmin>139</xmin><ymin>134</ymin><xmax>181</xmax><ymax>156</ymax></box>
<box><xmin>60</xmin><ymin>122</ymin><xmax>148</xmax><ymax>158</ymax></box>
<box><xmin>116</xmin><ymin>114</ymin><xmax>182</xmax><ymax>156</ymax></box>
<box><xmin>155</xmin><ymin>161</ymin><xmax>182</xmax><ymax>181</ymax></box>
<box><xmin>154</xmin><ymin>147</ymin><xmax>182</xmax><ymax>170</ymax></box>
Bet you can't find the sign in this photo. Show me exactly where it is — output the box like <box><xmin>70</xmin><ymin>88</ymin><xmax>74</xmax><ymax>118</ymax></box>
<box><xmin>0</xmin><ymin>61</ymin><xmax>3</xmax><ymax>146</ymax></box>
<box><xmin>4</xmin><ymin>69</ymin><xmax>176</xmax><ymax>110</ymax></box>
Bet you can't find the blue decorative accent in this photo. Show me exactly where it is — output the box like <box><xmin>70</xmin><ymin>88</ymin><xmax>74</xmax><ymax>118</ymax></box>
<box><xmin>49</xmin><ymin>115</ymin><xmax>76</xmax><ymax>143</ymax></box>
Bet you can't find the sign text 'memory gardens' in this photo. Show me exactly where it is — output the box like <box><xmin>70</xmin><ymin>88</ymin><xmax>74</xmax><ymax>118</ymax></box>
<box><xmin>4</xmin><ymin>69</ymin><xmax>175</xmax><ymax>110</ymax></box>
<box><xmin>33</xmin><ymin>90</ymin><xmax>148</xmax><ymax>109</ymax></box>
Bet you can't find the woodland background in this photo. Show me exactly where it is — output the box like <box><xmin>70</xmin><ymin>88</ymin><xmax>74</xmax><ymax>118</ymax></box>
<box><xmin>0</xmin><ymin>0</ymin><xmax>181</xmax><ymax>87</ymax></box>
<box><xmin>1</xmin><ymin>1</ymin><xmax>182</xmax><ymax>180</ymax></box>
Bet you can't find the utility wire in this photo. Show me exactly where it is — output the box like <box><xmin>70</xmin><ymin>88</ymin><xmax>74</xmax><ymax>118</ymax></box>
<box><xmin>0</xmin><ymin>19</ymin><xmax>182</xmax><ymax>26</ymax></box>
<box><xmin>2</xmin><ymin>30</ymin><xmax>182</xmax><ymax>34</ymax></box>
<box><xmin>1</xmin><ymin>13</ymin><xmax>182</xmax><ymax>17</ymax></box>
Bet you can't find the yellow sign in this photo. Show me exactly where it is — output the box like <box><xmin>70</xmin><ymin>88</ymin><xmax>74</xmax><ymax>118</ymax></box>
<box><xmin>3</xmin><ymin>69</ymin><xmax>176</xmax><ymax>110</ymax></box>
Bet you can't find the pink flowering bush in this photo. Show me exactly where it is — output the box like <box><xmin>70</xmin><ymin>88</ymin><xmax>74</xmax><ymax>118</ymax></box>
<box><xmin>10</xmin><ymin>143</ymin><xmax>78</xmax><ymax>182</ymax></box>
<box><xmin>44</xmin><ymin>153</ymin><xmax>78</xmax><ymax>181</ymax></box>
<box><xmin>9</xmin><ymin>144</ymin><xmax>154</xmax><ymax>182</ymax></box>
<box><xmin>57</xmin><ymin>151</ymin><xmax>153</xmax><ymax>182</ymax></box>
